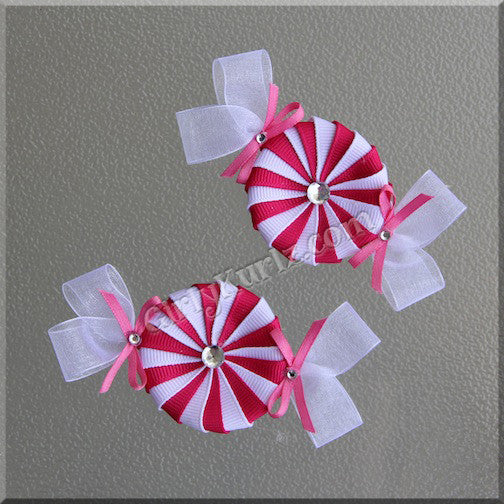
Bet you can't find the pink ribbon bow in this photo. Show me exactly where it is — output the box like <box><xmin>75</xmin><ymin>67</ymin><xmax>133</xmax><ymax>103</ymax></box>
<box><xmin>349</xmin><ymin>184</ymin><xmax>433</xmax><ymax>294</ymax></box>
<box><xmin>99</xmin><ymin>290</ymin><xmax>161</xmax><ymax>394</ymax></box>
<box><xmin>220</xmin><ymin>83</ymin><xmax>304</xmax><ymax>185</ymax></box>
<box><xmin>266</xmin><ymin>319</ymin><xmax>328</xmax><ymax>433</ymax></box>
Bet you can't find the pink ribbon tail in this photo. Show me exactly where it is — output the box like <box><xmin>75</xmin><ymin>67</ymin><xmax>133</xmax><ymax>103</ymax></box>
<box><xmin>98</xmin><ymin>291</ymin><xmax>161</xmax><ymax>394</ymax></box>
<box><xmin>348</xmin><ymin>238</ymin><xmax>382</xmax><ymax>269</ymax></box>
<box><xmin>220</xmin><ymin>83</ymin><xmax>304</xmax><ymax>184</ymax></box>
<box><xmin>387</xmin><ymin>193</ymin><xmax>434</xmax><ymax>230</ymax></box>
<box><xmin>100</xmin><ymin>343</ymin><xmax>136</xmax><ymax>394</ymax></box>
<box><xmin>349</xmin><ymin>190</ymin><xmax>434</xmax><ymax>294</ymax></box>
<box><xmin>293</xmin><ymin>378</ymin><xmax>315</xmax><ymax>433</ymax></box>
<box><xmin>267</xmin><ymin>379</ymin><xmax>294</xmax><ymax>419</ymax></box>
<box><xmin>371</xmin><ymin>244</ymin><xmax>388</xmax><ymax>294</ymax></box>
<box><xmin>222</xmin><ymin>142</ymin><xmax>259</xmax><ymax>183</ymax></box>
<box><xmin>266</xmin><ymin>321</ymin><xmax>325</xmax><ymax>433</ymax></box>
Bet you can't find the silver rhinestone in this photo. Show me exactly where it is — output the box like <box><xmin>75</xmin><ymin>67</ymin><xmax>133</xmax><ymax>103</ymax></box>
<box><xmin>379</xmin><ymin>230</ymin><xmax>391</xmax><ymax>241</ymax></box>
<box><xmin>256</xmin><ymin>132</ymin><xmax>267</xmax><ymax>144</ymax></box>
<box><xmin>128</xmin><ymin>332</ymin><xmax>141</xmax><ymax>346</ymax></box>
<box><xmin>307</xmin><ymin>182</ymin><xmax>330</xmax><ymax>205</ymax></box>
<box><xmin>201</xmin><ymin>345</ymin><xmax>225</xmax><ymax>368</ymax></box>
<box><xmin>286</xmin><ymin>369</ymin><xmax>298</xmax><ymax>380</ymax></box>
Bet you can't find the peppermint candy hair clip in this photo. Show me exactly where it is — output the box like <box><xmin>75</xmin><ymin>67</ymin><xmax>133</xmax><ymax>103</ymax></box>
<box><xmin>176</xmin><ymin>49</ymin><xmax>467</xmax><ymax>311</ymax></box>
<box><xmin>48</xmin><ymin>264</ymin><xmax>380</xmax><ymax>447</ymax></box>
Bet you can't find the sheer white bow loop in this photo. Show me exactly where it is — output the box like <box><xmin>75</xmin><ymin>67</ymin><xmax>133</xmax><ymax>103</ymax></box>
<box><xmin>350</xmin><ymin>170</ymin><xmax>466</xmax><ymax>311</ymax></box>
<box><xmin>48</xmin><ymin>264</ymin><xmax>161</xmax><ymax>392</ymax></box>
<box><xmin>176</xmin><ymin>49</ymin><xmax>304</xmax><ymax>184</ymax></box>
<box><xmin>268</xmin><ymin>302</ymin><xmax>380</xmax><ymax>448</ymax></box>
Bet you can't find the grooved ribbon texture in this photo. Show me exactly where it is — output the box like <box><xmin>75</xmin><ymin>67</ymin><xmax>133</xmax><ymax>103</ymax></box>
<box><xmin>140</xmin><ymin>282</ymin><xmax>287</xmax><ymax>433</ymax></box>
<box><xmin>246</xmin><ymin>116</ymin><xmax>389</xmax><ymax>265</ymax></box>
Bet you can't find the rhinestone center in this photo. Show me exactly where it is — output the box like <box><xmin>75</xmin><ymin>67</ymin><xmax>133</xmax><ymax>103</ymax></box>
<box><xmin>256</xmin><ymin>132</ymin><xmax>267</xmax><ymax>144</ymax></box>
<box><xmin>379</xmin><ymin>230</ymin><xmax>391</xmax><ymax>241</ymax></box>
<box><xmin>201</xmin><ymin>345</ymin><xmax>225</xmax><ymax>368</ymax></box>
<box><xmin>128</xmin><ymin>332</ymin><xmax>141</xmax><ymax>346</ymax></box>
<box><xmin>307</xmin><ymin>182</ymin><xmax>330</xmax><ymax>205</ymax></box>
<box><xmin>286</xmin><ymin>369</ymin><xmax>298</xmax><ymax>380</ymax></box>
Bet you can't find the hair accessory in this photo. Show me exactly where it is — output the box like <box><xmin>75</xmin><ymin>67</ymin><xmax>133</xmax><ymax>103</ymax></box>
<box><xmin>49</xmin><ymin>265</ymin><xmax>380</xmax><ymax>447</ymax></box>
<box><xmin>176</xmin><ymin>49</ymin><xmax>466</xmax><ymax>310</ymax></box>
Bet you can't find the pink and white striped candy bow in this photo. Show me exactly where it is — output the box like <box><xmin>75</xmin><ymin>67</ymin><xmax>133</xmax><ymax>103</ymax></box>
<box><xmin>267</xmin><ymin>302</ymin><xmax>380</xmax><ymax>448</ymax></box>
<box><xmin>48</xmin><ymin>264</ymin><xmax>161</xmax><ymax>392</ymax></box>
<box><xmin>176</xmin><ymin>49</ymin><xmax>304</xmax><ymax>184</ymax></box>
<box><xmin>349</xmin><ymin>170</ymin><xmax>466</xmax><ymax>311</ymax></box>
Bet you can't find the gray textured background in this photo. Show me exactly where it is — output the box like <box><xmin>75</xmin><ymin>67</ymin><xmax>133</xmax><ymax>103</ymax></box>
<box><xmin>5</xmin><ymin>5</ymin><xmax>498</xmax><ymax>499</ymax></box>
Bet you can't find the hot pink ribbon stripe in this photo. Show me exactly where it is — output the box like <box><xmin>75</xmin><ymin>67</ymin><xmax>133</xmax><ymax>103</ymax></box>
<box><xmin>349</xmin><ymin>184</ymin><xmax>433</xmax><ymax>294</ymax></box>
<box><xmin>266</xmin><ymin>319</ymin><xmax>327</xmax><ymax>433</ymax></box>
<box><xmin>99</xmin><ymin>290</ymin><xmax>161</xmax><ymax>394</ymax></box>
<box><xmin>220</xmin><ymin>83</ymin><xmax>304</xmax><ymax>184</ymax></box>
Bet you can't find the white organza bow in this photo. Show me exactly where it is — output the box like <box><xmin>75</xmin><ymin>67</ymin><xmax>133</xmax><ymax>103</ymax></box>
<box><xmin>350</xmin><ymin>170</ymin><xmax>466</xmax><ymax>311</ymax></box>
<box><xmin>268</xmin><ymin>302</ymin><xmax>380</xmax><ymax>448</ymax></box>
<box><xmin>176</xmin><ymin>49</ymin><xmax>304</xmax><ymax>184</ymax></box>
<box><xmin>176</xmin><ymin>49</ymin><xmax>272</xmax><ymax>165</ymax></box>
<box><xmin>47</xmin><ymin>264</ymin><xmax>159</xmax><ymax>392</ymax></box>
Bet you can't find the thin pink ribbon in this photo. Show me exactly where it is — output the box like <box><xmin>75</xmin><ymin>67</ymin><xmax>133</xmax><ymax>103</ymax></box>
<box><xmin>266</xmin><ymin>319</ymin><xmax>327</xmax><ymax>433</ymax></box>
<box><xmin>220</xmin><ymin>83</ymin><xmax>304</xmax><ymax>184</ymax></box>
<box><xmin>348</xmin><ymin>184</ymin><xmax>433</xmax><ymax>294</ymax></box>
<box><xmin>99</xmin><ymin>290</ymin><xmax>161</xmax><ymax>394</ymax></box>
